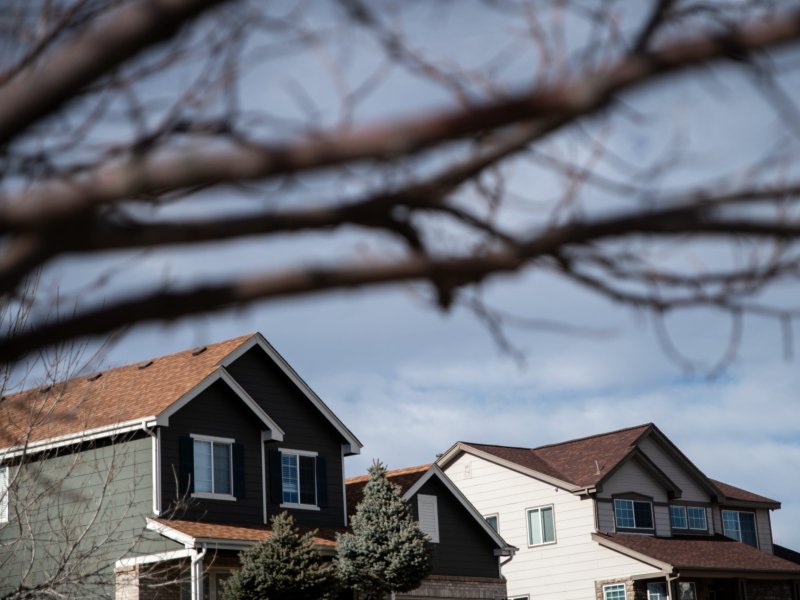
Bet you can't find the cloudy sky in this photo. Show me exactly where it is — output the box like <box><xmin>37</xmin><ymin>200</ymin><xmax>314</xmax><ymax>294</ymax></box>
<box><xmin>22</xmin><ymin>1</ymin><xmax>800</xmax><ymax>550</ymax></box>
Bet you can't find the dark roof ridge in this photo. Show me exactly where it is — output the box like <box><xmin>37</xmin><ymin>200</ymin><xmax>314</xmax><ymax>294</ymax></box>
<box><xmin>531</xmin><ymin>422</ymin><xmax>653</xmax><ymax>451</ymax></box>
<box><xmin>463</xmin><ymin>441</ymin><xmax>535</xmax><ymax>452</ymax></box>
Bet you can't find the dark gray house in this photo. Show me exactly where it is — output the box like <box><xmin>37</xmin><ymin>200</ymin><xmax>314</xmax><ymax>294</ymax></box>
<box><xmin>0</xmin><ymin>333</ymin><xmax>510</xmax><ymax>600</ymax></box>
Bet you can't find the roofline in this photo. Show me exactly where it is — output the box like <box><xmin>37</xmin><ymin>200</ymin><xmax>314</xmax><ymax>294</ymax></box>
<box><xmin>0</xmin><ymin>416</ymin><xmax>158</xmax><ymax>460</ymax></box>
<box><xmin>532</xmin><ymin>422</ymin><xmax>654</xmax><ymax>451</ymax></box>
<box><xmin>598</xmin><ymin>447</ymin><xmax>683</xmax><ymax>499</ymax></box>
<box><xmin>221</xmin><ymin>333</ymin><xmax>362</xmax><ymax>455</ymax></box>
<box><xmin>591</xmin><ymin>533</ymin><xmax>673</xmax><ymax>571</ymax></box>
<box><xmin>436</xmin><ymin>442</ymin><xmax>582</xmax><ymax>493</ymax></box>
<box><xmin>155</xmin><ymin>366</ymin><xmax>285</xmax><ymax>441</ymax></box>
<box><xmin>402</xmin><ymin>464</ymin><xmax>516</xmax><ymax>555</ymax></box>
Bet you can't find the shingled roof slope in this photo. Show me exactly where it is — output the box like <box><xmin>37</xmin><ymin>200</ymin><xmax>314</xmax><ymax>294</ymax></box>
<box><xmin>596</xmin><ymin>532</ymin><xmax>800</xmax><ymax>573</ymax></box>
<box><xmin>345</xmin><ymin>464</ymin><xmax>430</xmax><ymax>517</ymax></box>
<box><xmin>0</xmin><ymin>334</ymin><xmax>253</xmax><ymax>448</ymax></box>
<box><xmin>710</xmin><ymin>478</ymin><xmax>780</xmax><ymax>506</ymax></box>
<box><xmin>151</xmin><ymin>518</ymin><xmax>338</xmax><ymax>548</ymax></box>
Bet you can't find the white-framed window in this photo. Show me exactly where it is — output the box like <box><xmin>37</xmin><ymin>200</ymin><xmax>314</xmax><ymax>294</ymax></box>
<box><xmin>418</xmin><ymin>494</ymin><xmax>440</xmax><ymax>543</ymax></box>
<box><xmin>614</xmin><ymin>498</ymin><xmax>653</xmax><ymax>530</ymax></box>
<box><xmin>526</xmin><ymin>505</ymin><xmax>555</xmax><ymax>546</ymax></box>
<box><xmin>191</xmin><ymin>434</ymin><xmax>233</xmax><ymax>499</ymax></box>
<box><xmin>677</xmin><ymin>581</ymin><xmax>697</xmax><ymax>600</ymax></box>
<box><xmin>180</xmin><ymin>569</ymin><xmax>233</xmax><ymax>600</ymax></box>
<box><xmin>485</xmin><ymin>513</ymin><xmax>499</xmax><ymax>532</ymax></box>
<box><xmin>670</xmin><ymin>505</ymin><xmax>707</xmax><ymax>531</ymax></box>
<box><xmin>647</xmin><ymin>581</ymin><xmax>668</xmax><ymax>600</ymax></box>
<box><xmin>280</xmin><ymin>449</ymin><xmax>317</xmax><ymax>508</ymax></box>
<box><xmin>603</xmin><ymin>583</ymin><xmax>627</xmax><ymax>600</ymax></box>
<box><xmin>0</xmin><ymin>466</ymin><xmax>8</xmax><ymax>524</ymax></box>
<box><xmin>722</xmin><ymin>510</ymin><xmax>758</xmax><ymax>547</ymax></box>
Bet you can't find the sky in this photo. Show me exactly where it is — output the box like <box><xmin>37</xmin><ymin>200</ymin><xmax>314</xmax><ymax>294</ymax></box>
<box><xmin>16</xmin><ymin>1</ymin><xmax>800</xmax><ymax>550</ymax></box>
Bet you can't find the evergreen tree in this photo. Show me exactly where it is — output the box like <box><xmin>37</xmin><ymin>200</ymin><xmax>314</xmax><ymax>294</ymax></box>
<box><xmin>336</xmin><ymin>461</ymin><xmax>432</xmax><ymax>600</ymax></box>
<box><xmin>221</xmin><ymin>512</ymin><xmax>337</xmax><ymax>600</ymax></box>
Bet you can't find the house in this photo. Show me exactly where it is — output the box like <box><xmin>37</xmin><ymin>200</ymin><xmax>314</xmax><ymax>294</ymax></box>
<box><xmin>0</xmin><ymin>332</ymin><xmax>361</xmax><ymax>599</ymax></box>
<box><xmin>436</xmin><ymin>423</ymin><xmax>800</xmax><ymax>600</ymax></box>
<box><xmin>345</xmin><ymin>464</ymin><xmax>516</xmax><ymax>599</ymax></box>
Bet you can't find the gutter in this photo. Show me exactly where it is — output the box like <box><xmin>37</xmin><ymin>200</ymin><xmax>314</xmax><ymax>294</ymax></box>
<box><xmin>190</xmin><ymin>546</ymin><xmax>207</xmax><ymax>600</ymax></box>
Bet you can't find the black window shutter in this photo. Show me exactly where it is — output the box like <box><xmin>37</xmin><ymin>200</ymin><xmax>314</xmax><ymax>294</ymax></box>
<box><xmin>268</xmin><ymin>448</ymin><xmax>282</xmax><ymax>504</ymax></box>
<box><xmin>232</xmin><ymin>443</ymin><xmax>245</xmax><ymax>499</ymax></box>
<box><xmin>316</xmin><ymin>456</ymin><xmax>328</xmax><ymax>508</ymax></box>
<box><xmin>178</xmin><ymin>436</ymin><xmax>194</xmax><ymax>495</ymax></box>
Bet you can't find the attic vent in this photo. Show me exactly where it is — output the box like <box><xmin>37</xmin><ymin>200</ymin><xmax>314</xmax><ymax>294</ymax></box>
<box><xmin>594</xmin><ymin>460</ymin><xmax>602</xmax><ymax>475</ymax></box>
<box><xmin>138</xmin><ymin>360</ymin><xmax>154</xmax><ymax>369</ymax></box>
<box><xmin>87</xmin><ymin>372</ymin><xmax>103</xmax><ymax>381</ymax></box>
<box><xmin>191</xmin><ymin>346</ymin><xmax>207</xmax><ymax>356</ymax></box>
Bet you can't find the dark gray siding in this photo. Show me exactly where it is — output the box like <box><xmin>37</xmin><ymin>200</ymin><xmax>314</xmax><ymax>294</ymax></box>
<box><xmin>0</xmin><ymin>434</ymin><xmax>180</xmax><ymax>598</ymax></box>
<box><xmin>160</xmin><ymin>380</ymin><xmax>264</xmax><ymax>525</ymax></box>
<box><xmin>226</xmin><ymin>348</ymin><xmax>346</xmax><ymax>529</ymax></box>
<box><xmin>412</xmin><ymin>477</ymin><xmax>501</xmax><ymax>579</ymax></box>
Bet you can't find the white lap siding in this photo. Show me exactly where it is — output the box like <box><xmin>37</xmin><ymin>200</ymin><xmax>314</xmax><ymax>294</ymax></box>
<box><xmin>444</xmin><ymin>453</ymin><xmax>660</xmax><ymax>600</ymax></box>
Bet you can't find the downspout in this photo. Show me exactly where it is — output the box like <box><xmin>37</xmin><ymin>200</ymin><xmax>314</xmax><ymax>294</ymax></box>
<box><xmin>143</xmin><ymin>424</ymin><xmax>161</xmax><ymax>516</ymax></box>
<box><xmin>190</xmin><ymin>546</ymin><xmax>207</xmax><ymax>600</ymax></box>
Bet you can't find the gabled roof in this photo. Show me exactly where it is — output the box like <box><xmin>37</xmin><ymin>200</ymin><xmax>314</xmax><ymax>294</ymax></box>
<box><xmin>594</xmin><ymin>532</ymin><xmax>800</xmax><ymax>575</ymax></box>
<box><xmin>0</xmin><ymin>332</ymin><xmax>361</xmax><ymax>456</ymax></box>
<box><xmin>346</xmin><ymin>464</ymin><xmax>515</xmax><ymax>555</ymax></box>
<box><xmin>437</xmin><ymin>423</ymin><xmax>773</xmax><ymax>504</ymax></box>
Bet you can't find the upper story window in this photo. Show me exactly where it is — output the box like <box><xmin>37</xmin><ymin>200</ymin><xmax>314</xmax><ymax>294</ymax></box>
<box><xmin>527</xmin><ymin>505</ymin><xmax>555</xmax><ymax>546</ymax></box>
<box><xmin>191</xmin><ymin>435</ymin><xmax>233</xmax><ymax>499</ymax></box>
<box><xmin>281</xmin><ymin>450</ymin><xmax>317</xmax><ymax>507</ymax></box>
<box><xmin>484</xmin><ymin>513</ymin><xmax>499</xmax><ymax>531</ymax></box>
<box><xmin>0</xmin><ymin>466</ymin><xmax>8</xmax><ymax>524</ymax></box>
<box><xmin>417</xmin><ymin>494</ymin><xmax>440</xmax><ymax>543</ymax></box>
<box><xmin>722</xmin><ymin>510</ymin><xmax>758</xmax><ymax>548</ymax></box>
<box><xmin>669</xmin><ymin>506</ymin><xmax>707</xmax><ymax>531</ymax></box>
<box><xmin>614</xmin><ymin>498</ymin><xmax>653</xmax><ymax>531</ymax></box>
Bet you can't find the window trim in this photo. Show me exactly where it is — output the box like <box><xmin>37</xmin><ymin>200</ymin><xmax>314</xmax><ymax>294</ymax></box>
<box><xmin>721</xmin><ymin>509</ymin><xmax>759</xmax><ymax>548</ymax></box>
<box><xmin>603</xmin><ymin>583</ymin><xmax>627</xmax><ymax>600</ymax></box>
<box><xmin>647</xmin><ymin>581</ymin><xmax>669</xmax><ymax>600</ymax></box>
<box><xmin>278</xmin><ymin>448</ymin><xmax>319</xmax><ymax>510</ymax></box>
<box><xmin>190</xmin><ymin>435</ymin><xmax>235</xmax><ymax>501</ymax></box>
<box><xmin>484</xmin><ymin>513</ymin><xmax>499</xmax><ymax>532</ymax></box>
<box><xmin>613</xmin><ymin>497</ymin><xmax>654</xmax><ymax>531</ymax></box>
<box><xmin>669</xmin><ymin>505</ymin><xmax>708</xmax><ymax>532</ymax></box>
<box><xmin>526</xmin><ymin>504</ymin><xmax>556</xmax><ymax>547</ymax></box>
<box><xmin>686</xmin><ymin>506</ymin><xmax>707</xmax><ymax>531</ymax></box>
<box><xmin>0</xmin><ymin>465</ymin><xmax>8</xmax><ymax>524</ymax></box>
<box><xmin>677</xmin><ymin>581</ymin><xmax>697</xmax><ymax>600</ymax></box>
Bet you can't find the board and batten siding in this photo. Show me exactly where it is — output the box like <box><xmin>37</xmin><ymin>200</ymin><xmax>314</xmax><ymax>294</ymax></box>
<box><xmin>0</xmin><ymin>435</ymin><xmax>180</xmax><ymax>598</ymax></box>
<box><xmin>444</xmin><ymin>453</ymin><xmax>659</xmax><ymax>600</ymax></box>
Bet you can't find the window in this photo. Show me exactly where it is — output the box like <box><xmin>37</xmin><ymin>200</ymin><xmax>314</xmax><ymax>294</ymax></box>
<box><xmin>485</xmin><ymin>514</ymin><xmax>499</xmax><ymax>531</ymax></box>
<box><xmin>647</xmin><ymin>582</ymin><xmax>668</xmax><ymax>600</ymax></box>
<box><xmin>180</xmin><ymin>570</ymin><xmax>233</xmax><ymax>600</ymax></box>
<box><xmin>418</xmin><ymin>494</ymin><xmax>440</xmax><ymax>542</ymax></box>
<box><xmin>670</xmin><ymin>505</ymin><xmax>707</xmax><ymax>531</ymax></box>
<box><xmin>722</xmin><ymin>510</ymin><xmax>758</xmax><ymax>547</ymax></box>
<box><xmin>614</xmin><ymin>498</ymin><xmax>653</xmax><ymax>530</ymax></box>
<box><xmin>527</xmin><ymin>505</ymin><xmax>555</xmax><ymax>546</ymax></box>
<box><xmin>0</xmin><ymin>466</ymin><xmax>8</xmax><ymax>524</ymax></box>
<box><xmin>192</xmin><ymin>436</ymin><xmax>232</xmax><ymax>498</ymax></box>
<box><xmin>281</xmin><ymin>450</ymin><xmax>317</xmax><ymax>506</ymax></box>
<box><xmin>677</xmin><ymin>582</ymin><xmax>697</xmax><ymax>600</ymax></box>
<box><xmin>603</xmin><ymin>583</ymin><xmax>627</xmax><ymax>600</ymax></box>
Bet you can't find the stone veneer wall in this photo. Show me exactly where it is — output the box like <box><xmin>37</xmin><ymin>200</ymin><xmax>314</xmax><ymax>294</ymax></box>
<box><xmin>595</xmin><ymin>577</ymin><xmax>635</xmax><ymax>600</ymax></box>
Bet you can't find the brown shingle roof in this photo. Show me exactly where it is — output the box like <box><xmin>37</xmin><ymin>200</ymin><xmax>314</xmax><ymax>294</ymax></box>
<box><xmin>0</xmin><ymin>334</ymin><xmax>253</xmax><ymax>449</ymax></box>
<box><xmin>710</xmin><ymin>478</ymin><xmax>780</xmax><ymax>506</ymax></box>
<box><xmin>345</xmin><ymin>464</ymin><xmax>430</xmax><ymax>517</ymax></box>
<box><xmin>596</xmin><ymin>532</ymin><xmax>800</xmax><ymax>573</ymax></box>
<box><xmin>151</xmin><ymin>518</ymin><xmax>338</xmax><ymax>548</ymax></box>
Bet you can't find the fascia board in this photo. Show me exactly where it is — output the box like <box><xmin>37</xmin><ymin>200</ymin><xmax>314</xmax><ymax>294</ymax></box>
<box><xmin>403</xmin><ymin>465</ymin><xmax>517</xmax><ymax>554</ymax></box>
<box><xmin>591</xmin><ymin>533</ymin><xmax>673</xmax><ymax>571</ymax></box>
<box><xmin>0</xmin><ymin>417</ymin><xmax>158</xmax><ymax>460</ymax></box>
<box><xmin>146</xmin><ymin>517</ymin><xmax>196</xmax><ymax>549</ymax></box>
<box><xmin>439</xmin><ymin>442</ymin><xmax>580</xmax><ymax>493</ymax></box>
<box><xmin>220</xmin><ymin>334</ymin><xmax>362</xmax><ymax>454</ymax></box>
<box><xmin>156</xmin><ymin>367</ymin><xmax>284</xmax><ymax>441</ymax></box>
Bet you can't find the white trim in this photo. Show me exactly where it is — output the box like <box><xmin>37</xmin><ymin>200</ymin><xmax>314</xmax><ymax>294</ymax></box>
<box><xmin>280</xmin><ymin>502</ymin><xmax>321</xmax><ymax>511</ymax></box>
<box><xmin>192</xmin><ymin>492</ymin><xmax>237</xmax><ymax>502</ymax></box>
<box><xmin>261</xmin><ymin>438</ymin><xmax>267</xmax><ymax>525</ymax></box>
<box><xmin>157</xmin><ymin>368</ymin><xmax>284</xmax><ymax>442</ymax></box>
<box><xmin>526</xmin><ymin>504</ymin><xmax>557</xmax><ymax>547</ymax></box>
<box><xmin>436</xmin><ymin>442</ymin><xmax>581</xmax><ymax>493</ymax></box>
<box><xmin>603</xmin><ymin>583</ymin><xmax>628</xmax><ymax>600</ymax></box>
<box><xmin>149</xmin><ymin>430</ymin><xmax>161</xmax><ymax>515</ymax></box>
<box><xmin>115</xmin><ymin>548</ymin><xmax>194</xmax><ymax>568</ymax></box>
<box><xmin>220</xmin><ymin>333</ymin><xmax>361</xmax><ymax>454</ymax></box>
<box><xmin>156</xmin><ymin>428</ymin><xmax>162</xmax><ymax>514</ymax></box>
<box><xmin>403</xmin><ymin>464</ymin><xmax>515</xmax><ymax>554</ymax></box>
<box><xmin>278</xmin><ymin>448</ymin><xmax>317</xmax><ymax>457</ymax></box>
<box><xmin>146</xmin><ymin>517</ymin><xmax>196</xmax><ymax>548</ymax></box>
<box><xmin>190</xmin><ymin>433</ymin><xmax>235</xmax><ymax>444</ymax></box>
<box><xmin>0</xmin><ymin>465</ymin><xmax>8</xmax><ymax>524</ymax></box>
<box><xmin>0</xmin><ymin>417</ymin><xmax>157</xmax><ymax>459</ymax></box>
<box><xmin>341</xmin><ymin>445</ymin><xmax>348</xmax><ymax>528</ymax></box>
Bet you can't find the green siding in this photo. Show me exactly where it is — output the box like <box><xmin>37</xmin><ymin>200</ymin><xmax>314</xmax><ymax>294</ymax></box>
<box><xmin>0</xmin><ymin>434</ymin><xmax>181</xmax><ymax>598</ymax></box>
